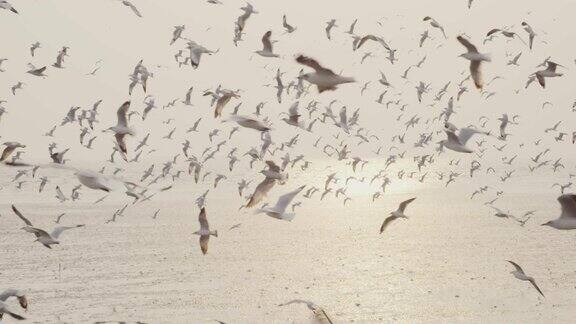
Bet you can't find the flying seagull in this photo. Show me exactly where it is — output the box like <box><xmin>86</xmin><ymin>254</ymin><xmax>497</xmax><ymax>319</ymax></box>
<box><xmin>457</xmin><ymin>36</ymin><xmax>490</xmax><ymax>89</ymax></box>
<box><xmin>255</xmin><ymin>185</ymin><xmax>305</xmax><ymax>221</ymax></box>
<box><xmin>380</xmin><ymin>197</ymin><xmax>416</xmax><ymax>234</ymax></box>
<box><xmin>193</xmin><ymin>207</ymin><xmax>218</xmax><ymax>255</ymax></box>
<box><xmin>295</xmin><ymin>55</ymin><xmax>354</xmax><ymax>93</ymax></box>
<box><xmin>255</xmin><ymin>31</ymin><xmax>279</xmax><ymax>57</ymax></box>
<box><xmin>534</xmin><ymin>61</ymin><xmax>563</xmax><ymax>88</ymax></box>
<box><xmin>507</xmin><ymin>261</ymin><xmax>545</xmax><ymax>297</ymax></box>
<box><xmin>12</xmin><ymin>205</ymin><xmax>84</xmax><ymax>249</ymax></box>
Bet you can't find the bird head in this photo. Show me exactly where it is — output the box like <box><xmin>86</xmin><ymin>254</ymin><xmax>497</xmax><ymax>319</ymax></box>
<box><xmin>541</xmin><ymin>221</ymin><xmax>552</xmax><ymax>227</ymax></box>
<box><xmin>18</xmin><ymin>295</ymin><xmax>28</xmax><ymax>310</ymax></box>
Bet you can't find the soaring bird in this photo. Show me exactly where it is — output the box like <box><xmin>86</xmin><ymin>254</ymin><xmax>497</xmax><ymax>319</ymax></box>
<box><xmin>507</xmin><ymin>261</ymin><xmax>545</xmax><ymax>297</ymax></box>
<box><xmin>12</xmin><ymin>205</ymin><xmax>84</xmax><ymax>249</ymax></box>
<box><xmin>380</xmin><ymin>198</ymin><xmax>416</xmax><ymax>234</ymax></box>
<box><xmin>457</xmin><ymin>36</ymin><xmax>490</xmax><ymax>89</ymax></box>
<box><xmin>296</xmin><ymin>55</ymin><xmax>354</xmax><ymax>93</ymax></box>
<box><xmin>193</xmin><ymin>207</ymin><xmax>217</xmax><ymax>255</ymax></box>
<box><xmin>254</xmin><ymin>185</ymin><xmax>305</xmax><ymax>221</ymax></box>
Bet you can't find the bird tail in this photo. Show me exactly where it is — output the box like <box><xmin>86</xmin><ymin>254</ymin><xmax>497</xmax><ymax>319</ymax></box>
<box><xmin>282</xmin><ymin>213</ymin><xmax>296</xmax><ymax>221</ymax></box>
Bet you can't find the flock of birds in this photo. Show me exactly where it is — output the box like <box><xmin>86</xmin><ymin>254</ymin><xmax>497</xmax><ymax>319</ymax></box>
<box><xmin>0</xmin><ymin>0</ymin><xmax>575</xmax><ymax>322</ymax></box>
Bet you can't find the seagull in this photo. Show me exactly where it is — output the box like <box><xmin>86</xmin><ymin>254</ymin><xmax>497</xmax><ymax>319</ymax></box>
<box><xmin>207</xmin><ymin>90</ymin><xmax>239</xmax><ymax>118</ymax></box>
<box><xmin>1</xmin><ymin>142</ymin><xmax>25</xmax><ymax>162</ymax></box>
<box><xmin>440</xmin><ymin>123</ymin><xmax>488</xmax><ymax>153</ymax></box>
<box><xmin>12</xmin><ymin>205</ymin><xmax>84</xmax><ymax>249</ymax></box>
<box><xmin>457</xmin><ymin>36</ymin><xmax>491</xmax><ymax>89</ymax></box>
<box><xmin>27</xmin><ymin>65</ymin><xmax>47</xmax><ymax>77</ymax></box>
<box><xmin>255</xmin><ymin>31</ymin><xmax>279</xmax><ymax>57</ymax></box>
<box><xmin>255</xmin><ymin>185</ymin><xmax>305</xmax><ymax>221</ymax></box>
<box><xmin>279</xmin><ymin>299</ymin><xmax>333</xmax><ymax>324</ymax></box>
<box><xmin>227</xmin><ymin>115</ymin><xmax>270</xmax><ymax>132</ymax></box>
<box><xmin>534</xmin><ymin>61</ymin><xmax>563</xmax><ymax>88</ymax></box>
<box><xmin>542</xmin><ymin>194</ymin><xmax>576</xmax><ymax>230</ymax></box>
<box><xmin>193</xmin><ymin>207</ymin><xmax>217</xmax><ymax>255</ymax></box>
<box><xmin>380</xmin><ymin>198</ymin><xmax>416</xmax><ymax>234</ymax></box>
<box><xmin>105</xmin><ymin>101</ymin><xmax>134</xmax><ymax>155</ymax></box>
<box><xmin>282</xmin><ymin>14</ymin><xmax>296</xmax><ymax>33</ymax></box>
<box><xmin>0</xmin><ymin>1</ymin><xmax>18</xmax><ymax>14</ymax></box>
<box><xmin>246</xmin><ymin>161</ymin><xmax>281</xmax><ymax>207</ymax></box>
<box><xmin>521</xmin><ymin>22</ymin><xmax>536</xmax><ymax>50</ymax></box>
<box><xmin>296</xmin><ymin>55</ymin><xmax>354</xmax><ymax>93</ymax></box>
<box><xmin>423</xmin><ymin>16</ymin><xmax>447</xmax><ymax>38</ymax></box>
<box><xmin>170</xmin><ymin>25</ymin><xmax>185</xmax><ymax>45</ymax></box>
<box><xmin>507</xmin><ymin>261</ymin><xmax>544</xmax><ymax>297</ymax></box>
<box><xmin>325</xmin><ymin>19</ymin><xmax>337</xmax><ymax>40</ymax></box>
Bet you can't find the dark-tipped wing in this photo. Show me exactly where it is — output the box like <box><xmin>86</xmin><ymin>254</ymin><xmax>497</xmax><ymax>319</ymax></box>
<box><xmin>380</xmin><ymin>215</ymin><xmax>399</xmax><ymax>234</ymax></box>
<box><xmin>398</xmin><ymin>197</ymin><xmax>416</xmax><ymax>212</ymax></box>
<box><xmin>457</xmin><ymin>36</ymin><xmax>478</xmax><ymax>53</ymax></box>
<box><xmin>265</xmin><ymin>160</ymin><xmax>280</xmax><ymax>173</ymax></box>
<box><xmin>199</xmin><ymin>235</ymin><xmax>209</xmax><ymax>254</ymax></box>
<box><xmin>11</xmin><ymin>205</ymin><xmax>33</xmax><ymax>226</ymax></box>
<box><xmin>558</xmin><ymin>194</ymin><xmax>576</xmax><ymax>219</ymax></box>
<box><xmin>486</xmin><ymin>28</ymin><xmax>501</xmax><ymax>37</ymax></box>
<box><xmin>261</xmin><ymin>31</ymin><xmax>273</xmax><ymax>52</ymax></box>
<box><xmin>295</xmin><ymin>55</ymin><xmax>332</xmax><ymax>74</ymax></box>
<box><xmin>117</xmin><ymin>101</ymin><xmax>130</xmax><ymax>127</ymax></box>
<box><xmin>507</xmin><ymin>260</ymin><xmax>524</xmax><ymax>274</ymax></box>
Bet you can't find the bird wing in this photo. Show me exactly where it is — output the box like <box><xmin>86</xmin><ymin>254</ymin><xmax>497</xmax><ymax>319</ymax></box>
<box><xmin>558</xmin><ymin>194</ymin><xmax>576</xmax><ymax>219</ymax></box>
<box><xmin>380</xmin><ymin>215</ymin><xmax>399</xmax><ymax>234</ymax></box>
<box><xmin>11</xmin><ymin>205</ymin><xmax>33</xmax><ymax>226</ymax></box>
<box><xmin>246</xmin><ymin>177</ymin><xmax>276</xmax><ymax>208</ymax></box>
<box><xmin>529</xmin><ymin>278</ymin><xmax>545</xmax><ymax>297</ymax></box>
<box><xmin>398</xmin><ymin>197</ymin><xmax>416</xmax><ymax>212</ymax></box>
<box><xmin>507</xmin><ymin>260</ymin><xmax>524</xmax><ymax>274</ymax></box>
<box><xmin>272</xmin><ymin>186</ymin><xmax>304</xmax><ymax>213</ymax></box>
<box><xmin>261</xmin><ymin>31</ymin><xmax>273</xmax><ymax>52</ymax></box>
<box><xmin>457</xmin><ymin>36</ymin><xmax>478</xmax><ymax>53</ymax></box>
<box><xmin>199</xmin><ymin>235</ymin><xmax>209</xmax><ymax>254</ymax></box>
<box><xmin>339</xmin><ymin>107</ymin><xmax>347</xmax><ymax>125</ymax></box>
<box><xmin>458</xmin><ymin>127</ymin><xmax>485</xmax><ymax>145</ymax></box>
<box><xmin>0</xmin><ymin>146</ymin><xmax>16</xmax><ymax>162</ymax></box>
<box><xmin>288</xmin><ymin>101</ymin><xmax>299</xmax><ymax>116</ymax></box>
<box><xmin>357</xmin><ymin>35</ymin><xmax>379</xmax><ymax>49</ymax></box>
<box><xmin>198</xmin><ymin>207</ymin><xmax>209</xmax><ymax>231</ymax></box>
<box><xmin>295</xmin><ymin>55</ymin><xmax>333</xmax><ymax>74</ymax></box>
<box><xmin>536</xmin><ymin>74</ymin><xmax>545</xmax><ymax>88</ymax></box>
<box><xmin>469</xmin><ymin>60</ymin><xmax>483</xmax><ymax>89</ymax></box>
<box><xmin>116</xmin><ymin>101</ymin><xmax>130</xmax><ymax>127</ymax></box>
<box><xmin>486</xmin><ymin>28</ymin><xmax>502</xmax><ymax>36</ymax></box>
<box><xmin>23</xmin><ymin>226</ymin><xmax>50</xmax><ymax>238</ymax></box>
<box><xmin>51</xmin><ymin>225</ymin><xmax>84</xmax><ymax>239</ymax></box>
<box><xmin>115</xmin><ymin>133</ymin><xmax>127</xmax><ymax>154</ymax></box>
<box><xmin>547</xmin><ymin>61</ymin><xmax>558</xmax><ymax>72</ymax></box>
<box><xmin>265</xmin><ymin>160</ymin><xmax>280</xmax><ymax>173</ymax></box>
<box><xmin>125</xmin><ymin>1</ymin><xmax>142</xmax><ymax>17</ymax></box>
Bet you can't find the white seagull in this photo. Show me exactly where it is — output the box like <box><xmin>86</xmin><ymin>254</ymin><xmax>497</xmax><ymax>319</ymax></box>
<box><xmin>457</xmin><ymin>36</ymin><xmax>491</xmax><ymax>89</ymax></box>
<box><xmin>507</xmin><ymin>261</ymin><xmax>544</xmax><ymax>297</ymax></box>
<box><xmin>296</xmin><ymin>55</ymin><xmax>354</xmax><ymax>93</ymax></box>
<box><xmin>193</xmin><ymin>207</ymin><xmax>217</xmax><ymax>255</ymax></box>
<box><xmin>380</xmin><ymin>197</ymin><xmax>416</xmax><ymax>234</ymax></box>
<box><xmin>255</xmin><ymin>185</ymin><xmax>305</xmax><ymax>221</ymax></box>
